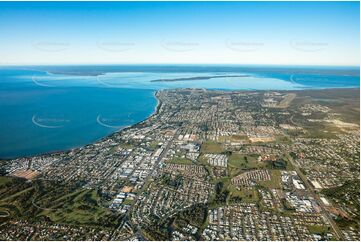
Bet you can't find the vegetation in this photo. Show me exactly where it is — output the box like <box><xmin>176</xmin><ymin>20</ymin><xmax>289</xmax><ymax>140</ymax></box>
<box><xmin>160</xmin><ymin>174</ymin><xmax>184</xmax><ymax>189</ymax></box>
<box><xmin>149</xmin><ymin>141</ymin><xmax>161</xmax><ymax>150</ymax></box>
<box><xmin>39</xmin><ymin>189</ymin><xmax>117</xmax><ymax>226</ymax></box>
<box><xmin>201</xmin><ymin>141</ymin><xmax>224</xmax><ymax>154</ymax></box>
<box><xmin>0</xmin><ymin>176</ymin><xmax>119</xmax><ymax>227</ymax></box>
<box><xmin>217</xmin><ymin>134</ymin><xmax>248</xmax><ymax>143</ymax></box>
<box><xmin>174</xmin><ymin>203</ymin><xmax>208</xmax><ymax>228</ymax></box>
<box><xmin>322</xmin><ymin>179</ymin><xmax>360</xmax><ymax>227</ymax></box>
<box><xmin>167</xmin><ymin>156</ymin><xmax>193</xmax><ymax>165</ymax></box>
<box><xmin>228</xmin><ymin>185</ymin><xmax>259</xmax><ymax>203</ymax></box>
<box><xmin>258</xmin><ymin>170</ymin><xmax>281</xmax><ymax>189</ymax></box>
<box><xmin>228</xmin><ymin>153</ymin><xmax>264</xmax><ymax>169</ymax></box>
<box><xmin>212</xmin><ymin>181</ymin><xmax>229</xmax><ymax>206</ymax></box>
<box><xmin>0</xmin><ymin>176</ymin><xmax>13</xmax><ymax>186</ymax></box>
<box><xmin>307</xmin><ymin>225</ymin><xmax>331</xmax><ymax>235</ymax></box>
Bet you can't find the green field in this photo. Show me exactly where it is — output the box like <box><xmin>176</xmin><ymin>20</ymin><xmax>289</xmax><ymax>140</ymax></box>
<box><xmin>201</xmin><ymin>141</ymin><xmax>224</xmax><ymax>154</ymax></box>
<box><xmin>38</xmin><ymin>189</ymin><xmax>116</xmax><ymax>226</ymax></box>
<box><xmin>307</xmin><ymin>225</ymin><xmax>331</xmax><ymax>234</ymax></box>
<box><xmin>149</xmin><ymin>140</ymin><xmax>161</xmax><ymax>150</ymax></box>
<box><xmin>304</xmin><ymin>127</ymin><xmax>339</xmax><ymax>139</ymax></box>
<box><xmin>258</xmin><ymin>170</ymin><xmax>282</xmax><ymax>189</ymax></box>
<box><xmin>0</xmin><ymin>176</ymin><xmax>13</xmax><ymax>186</ymax></box>
<box><xmin>228</xmin><ymin>153</ymin><xmax>265</xmax><ymax>169</ymax></box>
<box><xmin>228</xmin><ymin>185</ymin><xmax>259</xmax><ymax>203</ymax></box>
<box><xmin>217</xmin><ymin>134</ymin><xmax>248</xmax><ymax>143</ymax></box>
<box><xmin>0</xmin><ymin>177</ymin><xmax>118</xmax><ymax>227</ymax></box>
<box><xmin>166</xmin><ymin>156</ymin><xmax>193</xmax><ymax>165</ymax></box>
<box><xmin>275</xmin><ymin>135</ymin><xmax>292</xmax><ymax>145</ymax></box>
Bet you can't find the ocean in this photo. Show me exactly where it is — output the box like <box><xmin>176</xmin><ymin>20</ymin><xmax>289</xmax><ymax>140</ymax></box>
<box><xmin>0</xmin><ymin>65</ymin><xmax>359</xmax><ymax>158</ymax></box>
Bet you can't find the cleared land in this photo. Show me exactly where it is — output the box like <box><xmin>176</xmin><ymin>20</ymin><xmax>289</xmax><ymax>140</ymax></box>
<box><xmin>201</xmin><ymin>141</ymin><xmax>224</xmax><ymax>154</ymax></box>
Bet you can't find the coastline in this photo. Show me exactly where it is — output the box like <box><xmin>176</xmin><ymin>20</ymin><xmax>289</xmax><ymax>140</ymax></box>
<box><xmin>113</xmin><ymin>90</ymin><xmax>162</xmax><ymax>133</ymax></box>
<box><xmin>0</xmin><ymin>90</ymin><xmax>162</xmax><ymax>161</ymax></box>
<box><xmin>1</xmin><ymin>87</ymin><xmax>359</xmax><ymax>161</ymax></box>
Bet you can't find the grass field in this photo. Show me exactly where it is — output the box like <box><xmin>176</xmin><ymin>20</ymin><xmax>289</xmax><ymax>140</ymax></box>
<box><xmin>228</xmin><ymin>166</ymin><xmax>242</xmax><ymax>177</ymax></box>
<box><xmin>275</xmin><ymin>135</ymin><xmax>292</xmax><ymax>145</ymax></box>
<box><xmin>0</xmin><ymin>177</ymin><xmax>118</xmax><ymax>227</ymax></box>
<box><xmin>227</xmin><ymin>153</ymin><xmax>267</xmax><ymax>177</ymax></box>
<box><xmin>201</xmin><ymin>141</ymin><xmax>224</xmax><ymax>154</ymax></box>
<box><xmin>39</xmin><ymin>189</ymin><xmax>115</xmax><ymax>225</ymax></box>
<box><xmin>0</xmin><ymin>176</ymin><xmax>13</xmax><ymax>186</ymax></box>
<box><xmin>307</xmin><ymin>225</ymin><xmax>331</xmax><ymax>234</ymax></box>
<box><xmin>228</xmin><ymin>185</ymin><xmax>259</xmax><ymax>203</ymax></box>
<box><xmin>167</xmin><ymin>156</ymin><xmax>193</xmax><ymax>165</ymax></box>
<box><xmin>149</xmin><ymin>140</ymin><xmax>161</xmax><ymax>150</ymax></box>
<box><xmin>281</xmin><ymin>154</ymin><xmax>295</xmax><ymax>171</ymax></box>
<box><xmin>208</xmin><ymin>176</ymin><xmax>260</xmax><ymax>205</ymax></box>
<box><xmin>304</xmin><ymin>127</ymin><xmax>339</xmax><ymax>139</ymax></box>
<box><xmin>258</xmin><ymin>170</ymin><xmax>282</xmax><ymax>189</ymax></box>
<box><xmin>228</xmin><ymin>153</ymin><xmax>264</xmax><ymax>169</ymax></box>
<box><xmin>217</xmin><ymin>134</ymin><xmax>248</xmax><ymax>143</ymax></box>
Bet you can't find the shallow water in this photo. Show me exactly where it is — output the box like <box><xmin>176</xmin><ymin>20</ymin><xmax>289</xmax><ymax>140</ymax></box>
<box><xmin>0</xmin><ymin>66</ymin><xmax>359</xmax><ymax>158</ymax></box>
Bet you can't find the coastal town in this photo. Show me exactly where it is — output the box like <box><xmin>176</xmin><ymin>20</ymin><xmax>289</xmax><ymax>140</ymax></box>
<box><xmin>0</xmin><ymin>88</ymin><xmax>359</xmax><ymax>241</ymax></box>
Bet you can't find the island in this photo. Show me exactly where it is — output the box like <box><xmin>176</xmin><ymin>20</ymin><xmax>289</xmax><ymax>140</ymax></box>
<box><xmin>150</xmin><ymin>75</ymin><xmax>249</xmax><ymax>82</ymax></box>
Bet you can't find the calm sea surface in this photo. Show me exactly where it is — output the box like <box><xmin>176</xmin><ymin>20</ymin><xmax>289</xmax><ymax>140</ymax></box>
<box><xmin>0</xmin><ymin>66</ymin><xmax>359</xmax><ymax>158</ymax></box>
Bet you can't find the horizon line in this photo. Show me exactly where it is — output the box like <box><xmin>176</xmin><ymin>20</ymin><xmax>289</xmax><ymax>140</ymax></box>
<box><xmin>0</xmin><ymin>63</ymin><xmax>360</xmax><ymax>68</ymax></box>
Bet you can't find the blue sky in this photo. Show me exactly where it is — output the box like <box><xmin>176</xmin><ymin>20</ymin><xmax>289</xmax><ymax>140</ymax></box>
<box><xmin>0</xmin><ymin>1</ymin><xmax>359</xmax><ymax>66</ymax></box>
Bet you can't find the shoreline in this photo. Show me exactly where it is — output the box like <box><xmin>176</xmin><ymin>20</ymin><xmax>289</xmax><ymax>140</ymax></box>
<box><xmin>0</xmin><ymin>87</ymin><xmax>359</xmax><ymax>161</ymax></box>
<box><xmin>0</xmin><ymin>90</ymin><xmax>162</xmax><ymax>161</ymax></box>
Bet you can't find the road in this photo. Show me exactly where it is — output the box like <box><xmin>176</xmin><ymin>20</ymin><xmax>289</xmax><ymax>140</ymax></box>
<box><xmin>288</xmin><ymin>156</ymin><xmax>342</xmax><ymax>239</ymax></box>
<box><xmin>111</xmin><ymin>129</ymin><xmax>178</xmax><ymax>240</ymax></box>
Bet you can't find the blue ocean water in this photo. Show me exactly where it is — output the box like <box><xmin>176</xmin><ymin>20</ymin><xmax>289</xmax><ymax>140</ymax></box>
<box><xmin>0</xmin><ymin>66</ymin><xmax>359</xmax><ymax>158</ymax></box>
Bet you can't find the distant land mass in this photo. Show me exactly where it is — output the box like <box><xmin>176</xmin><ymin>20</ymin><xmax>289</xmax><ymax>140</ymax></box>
<box><xmin>150</xmin><ymin>74</ymin><xmax>249</xmax><ymax>82</ymax></box>
<box><xmin>0</xmin><ymin>65</ymin><xmax>359</xmax><ymax>157</ymax></box>
<box><xmin>4</xmin><ymin>65</ymin><xmax>359</xmax><ymax>77</ymax></box>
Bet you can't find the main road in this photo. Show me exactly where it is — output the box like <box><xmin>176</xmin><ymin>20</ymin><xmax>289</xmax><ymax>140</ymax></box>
<box><xmin>288</xmin><ymin>155</ymin><xmax>342</xmax><ymax>239</ymax></box>
<box><xmin>111</xmin><ymin>128</ymin><xmax>178</xmax><ymax>240</ymax></box>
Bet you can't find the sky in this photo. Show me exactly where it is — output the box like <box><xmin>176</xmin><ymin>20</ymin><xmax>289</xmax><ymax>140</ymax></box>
<box><xmin>0</xmin><ymin>1</ymin><xmax>359</xmax><ymax>66</ymax></box>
